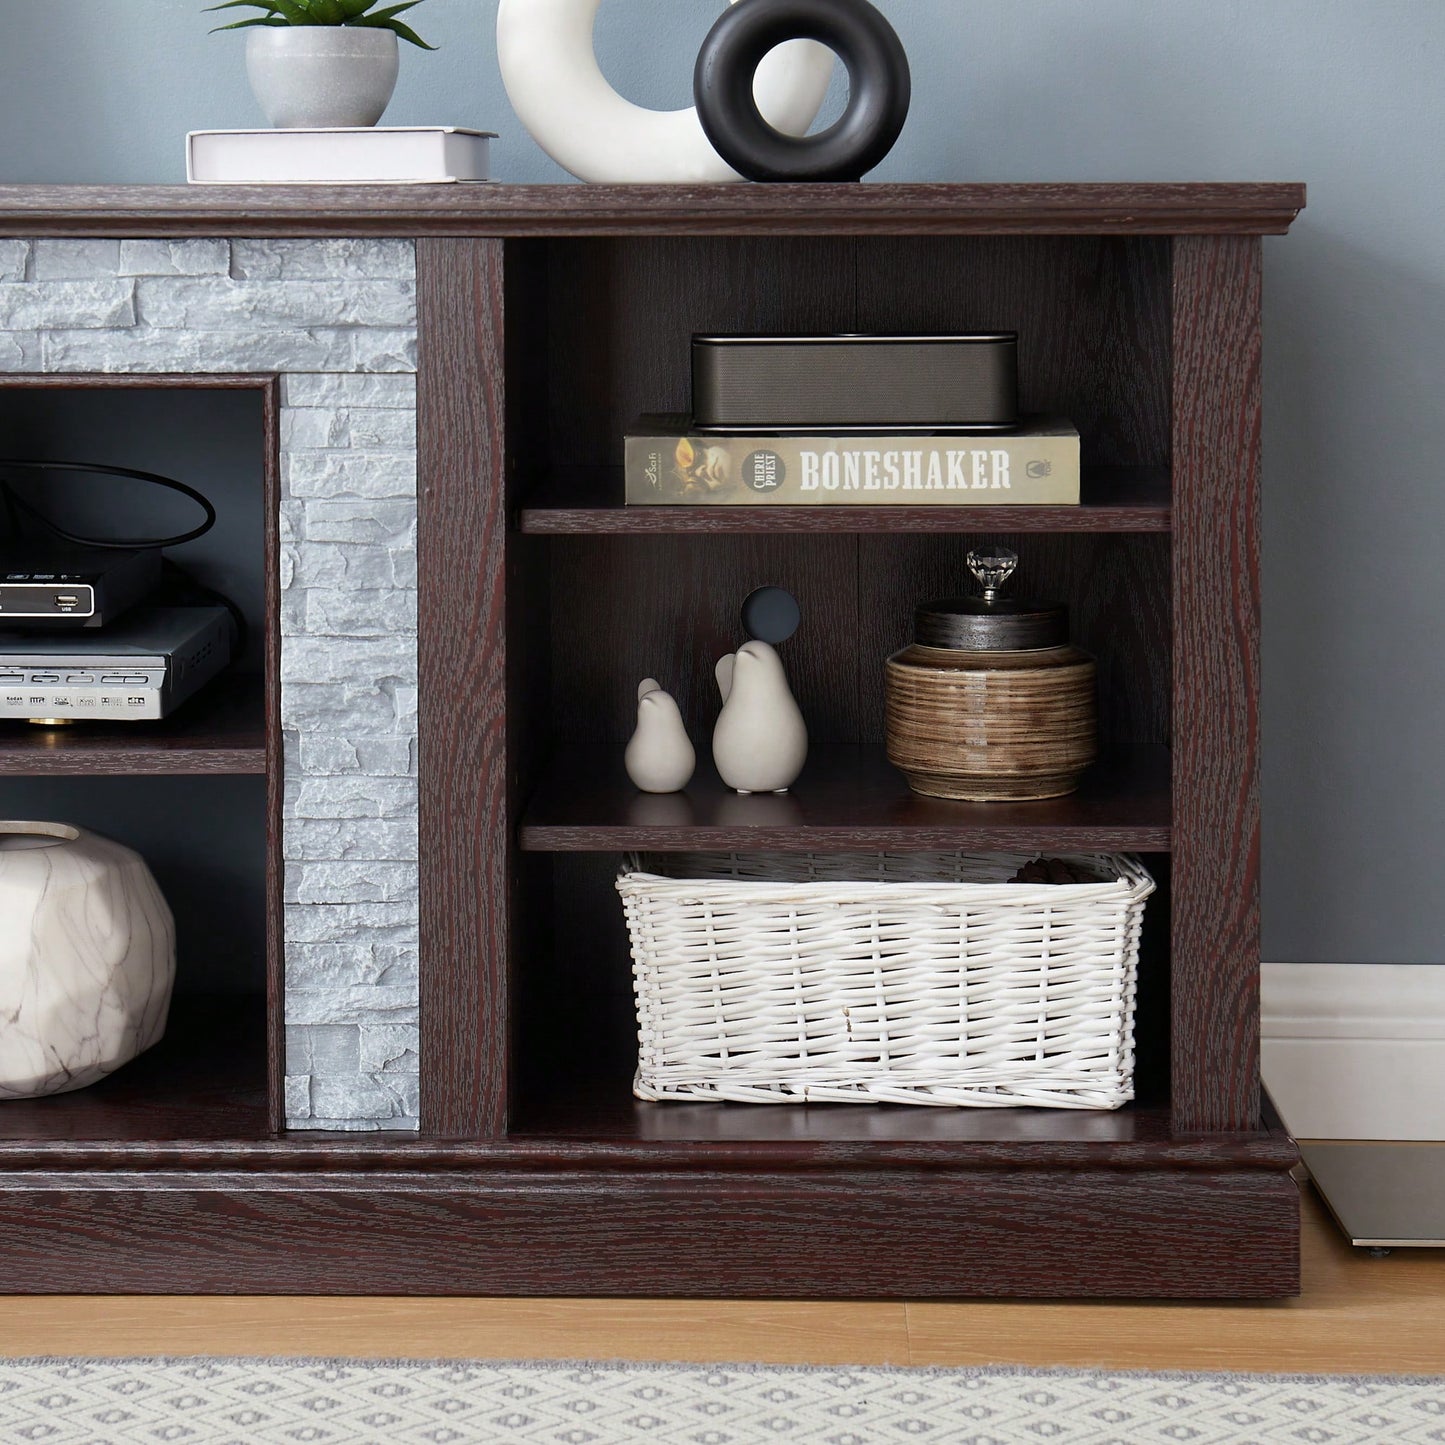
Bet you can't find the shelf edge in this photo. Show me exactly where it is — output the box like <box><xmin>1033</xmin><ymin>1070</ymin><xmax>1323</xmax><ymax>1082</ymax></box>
<box><xmin>0</xmin><ymin>752</ymin><xmax>268</xmax><ymax>777</ymax></box>
<box><xmin>519</xmin><ymin>506</ymin><xmax>1173</xmax><ymax>536</ymax></box>
<box><xmin>520</xmin><ymin>826</ymin><xmax>1173</xmax><ymax>853</ymax></box>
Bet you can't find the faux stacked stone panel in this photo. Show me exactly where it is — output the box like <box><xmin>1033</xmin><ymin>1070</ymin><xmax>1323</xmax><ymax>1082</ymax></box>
<box><xmin>0</xmin><ymin>237</ymin><xmax>420</xmax><ymax>1130</ymax></box>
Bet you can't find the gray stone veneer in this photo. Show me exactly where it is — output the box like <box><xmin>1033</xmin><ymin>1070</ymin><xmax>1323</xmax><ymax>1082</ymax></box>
<box><xmin>0</xmin><ymin>237</ymin><xmax>420</xmax><ymax>1130</ymax></box>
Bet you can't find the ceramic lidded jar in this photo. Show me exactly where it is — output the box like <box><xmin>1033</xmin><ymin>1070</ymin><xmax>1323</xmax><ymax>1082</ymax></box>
<box><xmin>885</xmin><ymin>550</ymin><xmax>1097</xmax><ymax>802</ymax></box>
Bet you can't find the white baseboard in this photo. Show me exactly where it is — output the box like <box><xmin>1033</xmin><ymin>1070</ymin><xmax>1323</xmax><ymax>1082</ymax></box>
<box><xmin>1262</xmin><ymin>962</ymin><xmax>1445</xmax><ymax>1141</ymax></box>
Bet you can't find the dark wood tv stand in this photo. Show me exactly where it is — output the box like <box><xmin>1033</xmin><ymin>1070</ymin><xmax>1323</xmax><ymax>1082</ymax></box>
<box><xmin>0</xmin><ymin>182</ymin><xmax>1304</xmax><ymax>1298</ymax></box>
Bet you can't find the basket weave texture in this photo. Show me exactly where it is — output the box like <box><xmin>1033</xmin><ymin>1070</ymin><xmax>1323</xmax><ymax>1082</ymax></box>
<box><xmin>617</xmin><ymin>852</ymin><xmax>1155</xmax><ymax>1109</ymax></box>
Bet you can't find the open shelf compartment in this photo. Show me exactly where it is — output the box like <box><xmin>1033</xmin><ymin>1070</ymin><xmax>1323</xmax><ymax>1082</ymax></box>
<box><xmin>0</xmin><ymin>379</ymin><xmax>280</xmax><ymax>1144</ymax></box>
<box><xmin>499</xmin><ymin>229</ymin><xmax>1181</xmax><ymax>1165</ymax></box>
<box><xmin>506</xmin><ymin>844</ymin><xmax>1176</xmax><ymax>1154</ymax></box>
<box><xmin>509</xmin><ymin>528</ymin><xmax>1173</xmax><ymax>841</ymax></box>
<box><xmin>504</xmin><ymin>233</ymin><xmax>1174</xmax><ymax>520</ymax></box>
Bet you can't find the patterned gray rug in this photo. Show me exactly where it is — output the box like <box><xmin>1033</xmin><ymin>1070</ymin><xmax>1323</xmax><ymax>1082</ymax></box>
<box><xmin>0</xmin><ymin>1357</ymin><xmax>1439</xmax><ymax>1444</ymax></box>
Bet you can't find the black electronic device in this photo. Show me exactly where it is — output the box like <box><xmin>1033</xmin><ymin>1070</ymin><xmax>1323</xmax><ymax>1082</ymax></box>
<box><xmin>691</xmin><ymin>332</ymin><xmax>1019</xmax><ymax>433</ymax></box>
<box><xmin>0</xmin><ymin>547</ymin><xmax>163</xmax><ymax>628</ymax></box>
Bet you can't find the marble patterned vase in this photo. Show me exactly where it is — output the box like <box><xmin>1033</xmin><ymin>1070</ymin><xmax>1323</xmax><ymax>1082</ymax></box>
<box><xmin>0</xmin><ymin>822</ymin><xmax>175</xmax><ymax>1099</ymax></box>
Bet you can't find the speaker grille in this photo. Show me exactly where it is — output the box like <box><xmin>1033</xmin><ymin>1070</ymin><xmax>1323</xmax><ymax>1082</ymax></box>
<box><xmin>693</xmin><ymin>335</ymin><xmax>1018</xmax><ymax>430</ymax></box>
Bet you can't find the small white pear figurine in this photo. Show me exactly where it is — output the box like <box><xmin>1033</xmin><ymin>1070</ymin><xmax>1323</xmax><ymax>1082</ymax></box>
<box><xmin>712</xmin><ymin>640</ymin><xmax>808</xmax><ymax>794</ymax></box>
<box><xmin>625</xmin><ymin>679</ymin><xmax>696</xmax><ymax>793</ymax></box>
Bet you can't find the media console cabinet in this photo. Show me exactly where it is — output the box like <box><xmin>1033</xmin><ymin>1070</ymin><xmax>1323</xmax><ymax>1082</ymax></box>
<box><xmin>0</xmin><ymin>183</ymin><xmax>1304</xmax><ymax>1298</ymax></box>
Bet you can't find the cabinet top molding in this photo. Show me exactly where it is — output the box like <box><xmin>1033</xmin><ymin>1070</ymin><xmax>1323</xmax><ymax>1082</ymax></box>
<box><xmin>0</xmin><ymin>182</ymin><xmax>1305</xmax><ymax>238</ymax></box>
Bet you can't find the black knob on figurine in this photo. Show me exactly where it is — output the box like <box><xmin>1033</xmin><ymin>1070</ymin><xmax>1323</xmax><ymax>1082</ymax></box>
<box><xmin>694</xmin><ymin>0</ymin><xmax>911</xmax><ymax>183</ymax></box>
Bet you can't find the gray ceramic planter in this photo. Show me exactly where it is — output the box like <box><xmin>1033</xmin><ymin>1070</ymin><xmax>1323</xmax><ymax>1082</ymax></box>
<box><xmin>246</xmin><ymin>26</ymin><xmax>400</xmax><ymax>129</ymax></box>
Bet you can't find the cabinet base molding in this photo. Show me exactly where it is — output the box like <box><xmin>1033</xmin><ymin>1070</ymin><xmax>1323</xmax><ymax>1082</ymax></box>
<box><xmin>0</xmin><ymin>1166</ymin><xmax>1300</xmax><ymax>1298</ymax></box>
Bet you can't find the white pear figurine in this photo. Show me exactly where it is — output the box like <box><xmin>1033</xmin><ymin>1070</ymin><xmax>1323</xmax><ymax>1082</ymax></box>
<box><xmin>625</xmin><ymin>679</ymin><xmax>696</xmax><ymax>793</ymax></box>
<box><xmin>712</xmin><ymin>640</ymin><xmax>808</xmax><ymax>794</ymax></box>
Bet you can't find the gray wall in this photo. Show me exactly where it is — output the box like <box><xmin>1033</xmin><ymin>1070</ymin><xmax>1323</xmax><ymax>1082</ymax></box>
<box><xmin>1</xmin><ymin>0</ymin><xmax>1442</xmax><ymax>965</ymax></box>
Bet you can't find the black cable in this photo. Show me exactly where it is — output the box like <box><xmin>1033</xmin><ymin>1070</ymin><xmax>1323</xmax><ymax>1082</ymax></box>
<box><xmin>0</xmin><ymin>459</ymin><xmax>217</xmax><ymax>549</ymax></box>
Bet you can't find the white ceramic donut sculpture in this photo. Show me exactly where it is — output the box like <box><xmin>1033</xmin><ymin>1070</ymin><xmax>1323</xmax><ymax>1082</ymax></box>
<box><xmin>496</xmin><ymin>0</ymin><xmax>835</xmax><ymax>183</ymax></box>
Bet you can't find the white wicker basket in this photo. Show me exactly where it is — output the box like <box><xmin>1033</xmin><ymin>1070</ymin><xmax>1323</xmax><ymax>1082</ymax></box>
<box><xmin>617</xmin><ymin>852</ymin><xmax>1155</xmax><ymax>1109</ymax></box>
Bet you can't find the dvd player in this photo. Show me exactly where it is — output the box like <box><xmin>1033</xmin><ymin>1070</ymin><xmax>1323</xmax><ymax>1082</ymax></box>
<box><xmin>0</xmin><ymin>606</ymin><xmax>233</xmax><ymax>722</ymax></box>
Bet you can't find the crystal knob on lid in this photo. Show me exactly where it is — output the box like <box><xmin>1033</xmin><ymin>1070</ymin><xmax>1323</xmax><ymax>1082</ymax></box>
<box><xmin>913</xmin><ymin>548</ymin><xmax>1070</xmax><ymax>652</ymax></box>
<box><xmin>968</xmin><ymin>548</ymin><xmax>1018</xmax><ymax>602</ymax></box>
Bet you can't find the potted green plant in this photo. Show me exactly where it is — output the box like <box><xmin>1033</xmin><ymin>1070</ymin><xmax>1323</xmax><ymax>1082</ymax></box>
<box><xmin>207</xmin><ymin>0</ymin><xmax>436</xmax><ymax>130</ymax></box>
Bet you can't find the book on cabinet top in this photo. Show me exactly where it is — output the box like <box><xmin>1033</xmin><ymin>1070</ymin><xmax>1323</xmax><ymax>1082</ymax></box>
<box><xmin>186</xmin><ymin>127</ymin><xmax>495</xmax><ymax>185</ymax></box>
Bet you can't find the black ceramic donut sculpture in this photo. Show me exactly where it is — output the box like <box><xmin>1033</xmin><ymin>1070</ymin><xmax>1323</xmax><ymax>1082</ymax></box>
<box><xmin>694</xmin><ymin>0</ymin><xmax>911</xmax><ymax>183</ymax></box>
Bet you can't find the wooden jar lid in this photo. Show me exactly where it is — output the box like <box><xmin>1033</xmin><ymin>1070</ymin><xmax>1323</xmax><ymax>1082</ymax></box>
<box><xmin>914</xmin><ymin>596</ymin><xmax>1069</xmax><ymax>652</ymax></box>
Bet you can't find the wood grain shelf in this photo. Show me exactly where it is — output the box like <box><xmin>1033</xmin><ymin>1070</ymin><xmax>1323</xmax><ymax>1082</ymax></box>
<box><xmin>506</xmin><ymin>1089</ymin><xmax>1299</xmax><ymax>1172</ymax></box>
<box><xmin>519</xmin><ymin>744</ymin><xmax>1172</xmax><ymax>853</ymax></box>
<box><xmin>0</xmin><ymin>1105</ymin><xmax>1298</xmax><ymax>1175</ymax></box>
<box><xmin>519</xmin><ymin>466</ymin><xmax>1171</xmax><ymax>534</ymax></box>
<box><xmin>0</xmin><ymin>182</ymin><xmax>1306</xmax><ymax>239</ymax></box>
<box><xmin>0</xmin><ymin>675</ymin><xmax>266</xmax><ymax>776</ymax></box>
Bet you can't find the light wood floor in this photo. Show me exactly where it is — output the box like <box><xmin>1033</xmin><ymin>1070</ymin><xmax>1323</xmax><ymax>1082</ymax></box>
<box><xmin>0</xmin><ymin>1184</ymin><xmax>1440</xmax><ymax>1373</ymax></box>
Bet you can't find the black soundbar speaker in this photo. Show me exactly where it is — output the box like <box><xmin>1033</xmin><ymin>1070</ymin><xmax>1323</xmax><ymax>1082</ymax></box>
<box><xmin>691</xmin><ymin>333</ymin><xmax>1019</xmax><ymax>433</ymax></box>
